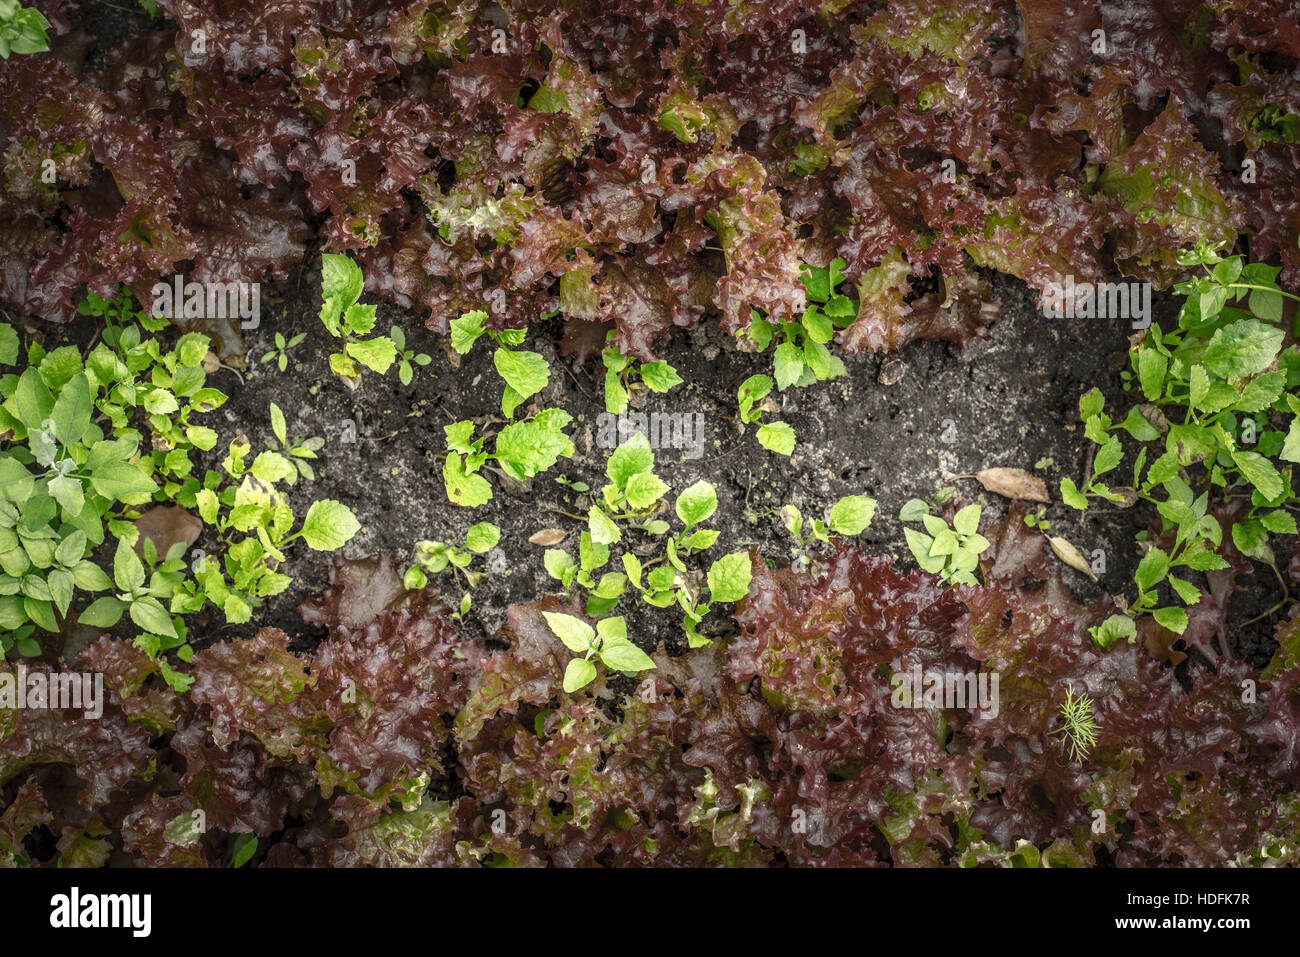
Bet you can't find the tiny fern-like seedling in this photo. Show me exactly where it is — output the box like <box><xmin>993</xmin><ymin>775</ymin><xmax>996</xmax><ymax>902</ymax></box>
<box><xmin>1051</xmin><ymin>686</ymin><xmax>1099</xmax><ymax>763</ymax></box>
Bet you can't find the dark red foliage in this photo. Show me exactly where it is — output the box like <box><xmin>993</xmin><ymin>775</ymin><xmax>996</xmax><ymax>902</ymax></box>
<box><xmin>3</xmin><ymin>0</ymin><xmax>1296</xmax><ymax>350</ymax></box>
<box><xmin>0</xmin><ymin>538</ymin><xmax>1295</xmax><ymax>866</ymax></box>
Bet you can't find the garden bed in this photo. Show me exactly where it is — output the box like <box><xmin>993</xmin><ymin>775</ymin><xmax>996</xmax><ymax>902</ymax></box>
<box><xmin>0</xmin><ymin>0</ymin><xmax>1298</xmax><ymax>868</ymax></box>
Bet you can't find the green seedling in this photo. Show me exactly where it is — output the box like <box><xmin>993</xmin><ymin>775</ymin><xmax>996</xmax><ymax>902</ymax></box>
<box><xmin>900</xmin><ymin>499</ymin><xmax>990</xmax><ymax>587</ymax></box>
<box><xmin>449</xmin><ymin>310</ymin><xmax>549</xmax><ymax>417</ymax></box>
<box><xmin>737</xmin><ymin>374</ymin><xmax>796</xmax><ymax>456</ymax></box>
<box><xmin>260</xmin><ymin>331</ymin><xmax>306</xmax><ymax>372</ymax></box>
<box><xmin>542</xmin><ymin>611</ymin><xmax>655</xmax><ymax>693</ymax></box>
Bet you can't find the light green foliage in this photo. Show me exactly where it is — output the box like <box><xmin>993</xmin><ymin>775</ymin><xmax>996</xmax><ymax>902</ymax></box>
<box><xmin>402</xmin><ymin>521</ymin><xmax>501</xmax><ymax>618</ymax></box>
<box><xmin>259</xmin><ymin>331</ymin><xmax>306</xmax><ymax>372</ymax></box>
<box><xmin>541</xmin><ymin>611</ymin><xmax>655</xmax><ymax>693</ymax></box>
<box><xmin>900</xmin><ymin>500</ymin><xmax>990</xmax><ymax>587</ymax></box>
<box><xmin>266</xmin><ymin>402</ymin><xmax>323</xmax><ymax>484</ymax></box>
<box><xmin>449</xmin><ymin>311</ymin><xmax>549</xmax><ymax>417</ymax></box>
<box><xmin>0</xmin><ymin>295</ymin><xmax>227</xmax><ymax>663</ymax></box>
<box><xmin>442</xmin><ymin>409</ymin><xmax>575</xmax><ymax>506</ymax></box>
<box><xmin>1063</xmin><ymin>242</ymin><xmax>1300</xmax><ymax>641</ymax></box>
<box><xmin>319</xmin><ymin>253</ymin><xmax>400</xmax><ymax>380</ymax></box>
<box><xmin>780</xmin><ymin>494</ymin><xmax>877</xmax><ymax>563</ymax></box>
<box><xmin>180</xmin><ymin>435</ymin><xmax>361</xmax><ymax>630</ymax></box>
<box><xmin>389</xmin><ymin>324</ymin><xmax>432</xmax><ymax>386</ymax></box>
<box><xmin>73</xmin><ymin>288</ymin><xmax>226</xmax><ymax>505</ymax></box>
<box><xmin>745</xmin><ymin>258</ymin><xmax>854</xmax><ymax>390</ymax></box>
<box><xmin>599</xmin><ymin>333</ymin><xmax>683</xmax><ymax>414</ymax></box>
<box><xmin>1051</xmin><ymin>686</ymin><xmax>1099</xmax><ymax>762</ymax></box>
<box><xmin>542</xmin><ymin>436</ymin><xmax>752</xmax><ymax>645</ymax></box>
<box><xmin>0</xmin><ymin>0</ymin><xmax>49</xmax><ymax>58</ymax></box>
<box><xmin>79</xmin><ymin>538</ymin><xmax>193</xmax><ymax>690</ymax></box>
<box><xmin>736</xmin><ymin>374</ymin><xmax>796</xmax><ymax>456</ymax></box>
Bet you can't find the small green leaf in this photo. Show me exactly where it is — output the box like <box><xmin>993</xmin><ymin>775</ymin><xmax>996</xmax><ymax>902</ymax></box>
<box><xmin>300</xmin><ymin>500</ymin><xmax>361</xmax><ymax>551</ymax></box>
<box><xmin>494</xmin><ymin>348</ymin><xmax>550</xmax><ymax>405</ymax></box>
<box><xmin>953</xmin><ymin>504</ymin><xmax>981</xmax><ymax>536</ymax></box>
<box><xmin>562</xmin><ymin>657</ymin><xmax>597</xmax><ymax>693</ymax></box>
<box><xmin>449</xmin><ymin>311</ymin><xmax>488</xmax><ymax>354</ymax></box>
<box><xmin>828</xmin><ymin>495</ymin><xmax>876</xmax><ymax>535</ymax></box>
<box><xmin>598</xmin><ymin>636</ymin><xmax>655</xmax><ymax>673</ymax></box>
<box><xmin>542</xmin><ymin>611</ymin><xmax>594</xmax><ymax>652</ymax></box>
<box><xmin>675</xmin><ymin>481</ymin><xmax>718</xmax><ymax>528</ymax></box>
<box><xmin>707</xmin><ymin>551</ymin><xmax>752</xmax><ymax>603</ymax></box>
<box><xmin>755</xmin><ymin>421</ymin><xmax>796</xmax><ymax>456</ymax></box>
<box><xmin>1134</xmin><ymin>546</ymin><xmax>1170</xmax><ymax>593</ymax></box>
<box><xmin>464</xmin><ymin>522</ymin><xmax>500</xmax><ymax>553</ymax></box>
<box><xmin>1059</xmin><ymin>478</ymin><xmax>1089</xmax><ymax>510</ymax></box>
<box><xmin>1152</xmin><ymin>606</ymin><xmax>1188</xmax><ymax>634</ymax></box>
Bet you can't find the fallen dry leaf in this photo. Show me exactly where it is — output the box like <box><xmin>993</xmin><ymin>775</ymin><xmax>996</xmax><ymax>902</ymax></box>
<box><xmin>133</xmin><ymin>506</ymin><xmax>202</xmax><ymax>560</ymax></box>
<box><xmin>1048</xmin><ymin>535</ymin><xmax>1097</xmax><ymax>581</ymax></box>
<box><xmin>529</xmin><ymin>528</ymin><xmax>568</xmax><ymax>546</ymax></box>
<box><xmin>975</xmin><ymin>467</ymin><xmax>1050</xmax><ymax>503</ymax></box>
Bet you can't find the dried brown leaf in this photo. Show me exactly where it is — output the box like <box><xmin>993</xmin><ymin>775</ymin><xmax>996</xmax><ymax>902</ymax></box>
<box><xmin>529</xmin><ymin>528</ymin><xmax>568</xmax><ymax>546</ymax></box>
<box><xmin>1048</xmin><ymin>535</ymin><xmax>1097</xmax><ymax>581</ymax></box>
<box><xmin>975</xmin><ymin>468</ymin><xmax>1050</xmax><ymax>503</ymax></box>
<box><xmin>133</xmin><ymin>506</ymin><xmax>202</xmax><ymax>559</ymax></box>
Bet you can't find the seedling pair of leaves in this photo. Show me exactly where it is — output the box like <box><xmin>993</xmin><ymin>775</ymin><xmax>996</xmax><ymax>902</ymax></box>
<box><xmin>901</xmin><ymin>500</ymin><xmax>990</xmax><ymax>586</ymax></box>
<box><xmin>442</xmin><ymin>411</ymin><xmax>575</xmax><ymax>507</ymax></box>
<box><xmin>267</xmin><ymin>403</ymin><xmax>323</xmax><ymax>484</ymax></box>
<box><xmin>745</xmin><ymin>258</ymin><xmax>855</xmax><ymax>391</ymax></box>
<box><xmin>780</xmin><ymin>494</ymin><xmax>877</xmax><ymax>563</ymax></box>
<box><xmin>403</xmin><ymin>521</ymin><xmax>501</xmax><ymax>619</ymax></box>
<box><xmin>541</xmin><ymin>611</ymin><xmax>655</xmax><ymax>694</ymax></box>
<box><xmin>1063</xmin><ymin>243</ymin><xmax>1300</xmax><ymax>641</ymax></box>
<box><xmin>737</xmin><ymin>374</ymin><xmax>796</xmax><ymax>456</ymax></box>
<box><xmin>319</xmin><ymin>254</ymin><xmax>404</xmax><ymax>380</ymax></box>
<box><xmin>449</xmin><ymin>310</ymin><xmax>550</xmax><ymax>417</ymax></box>
<box><xmin>599</xmin><ymin>333</ymin><xmax>683</xmax><ymax>415</ymax></box>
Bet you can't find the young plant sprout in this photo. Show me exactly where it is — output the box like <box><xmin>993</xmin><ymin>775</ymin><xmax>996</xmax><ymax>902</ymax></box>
<box><xmin>900</xmin><ymin>500</ymin><xmax>990</xmax><ymax>586</ymax></box>
<box><xmin>260</xmin><ymin>331</ymin><xmax>306</xmax><ymax>372</ymax></box>
<box><xmin>541</xmin><ymin>611</ymin><xmax>655</xmax><ymax>693</ymax></box>
<box><xmin>403</xmin><ymin>522</ymin><xmax>501</xmax><ymax>619</ymax></box>
<box><xmin>1051</xmin><ymin>686</ymin><xmax>1099</xmax><ymax>763</ymax></box>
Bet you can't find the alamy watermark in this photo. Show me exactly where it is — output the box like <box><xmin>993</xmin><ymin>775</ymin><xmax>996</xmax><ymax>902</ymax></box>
<box><xmin>890</xmin><ymin>665</ymin><xmax>1000</xmax><ymax>718</ymax></box>
<box><xmin>50</xmin><ymin>888</ymin><xmax>151</xmax><ymax>937</ymax></box>
<box><xmin>1041</xmin><ymin>274</ymin><xmax>1151</xmax><ymax>329</ymax></box>
<box><xmin>0</xmin><ymin>665</ymin><xmax>103</xmax><ymax>718</ymax></box>
<box><xmin>150</xmin><ymin>275</ymin><xmax>261</xmax><ymax>329</ymax></box>
<box><xmin>596</xmin><ymin>411</ymin><xmax>706</xmax><ymax>460</ymax></box>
